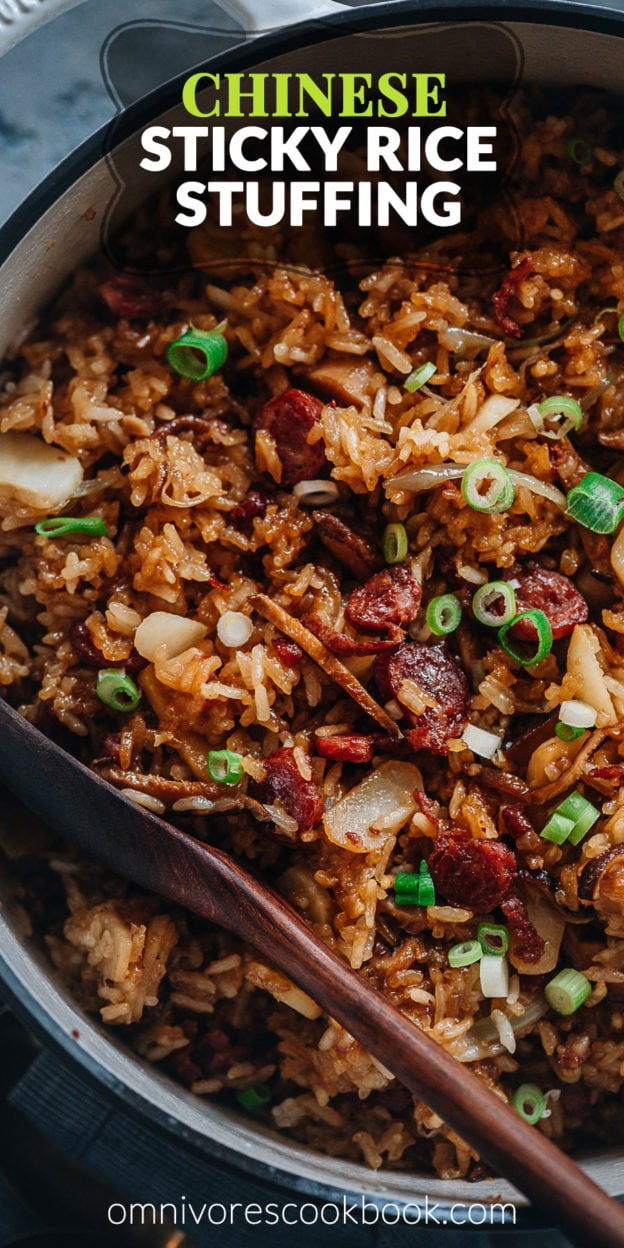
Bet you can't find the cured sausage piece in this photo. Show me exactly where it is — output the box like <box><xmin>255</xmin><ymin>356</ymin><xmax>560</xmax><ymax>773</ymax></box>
<box><xmin>253</xmin><ymin>388</ymin><xmax>326</xmax><ymax>487</ymax></box>
<box><xmin>315</xmin><ymin>733</ymin><xmax>398</xmax><ymax>764</ymax></box>
<box><xmin>501</xmin><ymin>895</ymin><xmax>545</xmax><ymax>963</ymax></box>
<box><xmin>513</xmin><ymin>567</ymin><xmax>588</xmax><ymax>640</ymax></box>
<box><xmin>312</xmin><ymin>510</ymin><xmax>383</xmax><ymax>581</ymax></box>
<box><xmin>272</xmin><ymin>637</ymin><xmax>304</xmax><ymax>667</ymax></box>
<box><xmin>229</xmin><ymin>490</ymin><xmax>271</xmax><ymax>533</ymax></box>
<box><xmin>501</xmin><ymin>803</ymin><xmax>535</xmax><ymax>840</ymax></box>
<box><xmin>100</xmin><ymin>274</ymin><xmax>161</xmax><ymax>319</ymax></box>
<box><xmin>345</xmin><ymin>565</ymin><xmax>422</xmax><ymax>635</ymax></box>
<box><xmin>374</xmin><ymin>641</ymin><xmax>470</xmax><ymax>754</ymax></box>
<box><xmin>428</xmin><ymin>830</ymin><xmax>516</xmax><ymax>911</ymax></box>
<box><xmin>492</xmin><ymin>257</ymin><xmax>532</xmax><ymax>338</ymax></box>
<box><xmin>248</xmin><ymin>747</ymin><xmax>324</xmax><ymax>832</ymax></box>
<box><xmin>303</xmin><ymin>614</ymin><xmax>400</xmax><ymax>657</ymax></box>
<box><xmin>71</xmin><ymin>620</ymin><xmax>146</xmax><ymax>672</ymax></box>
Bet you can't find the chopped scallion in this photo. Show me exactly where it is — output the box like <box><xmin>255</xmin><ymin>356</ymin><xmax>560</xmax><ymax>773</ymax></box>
<box><xmin>394</xmin><ymin>865</ymin><xmax>435</xmax><ymax>907</ymax></box>
<box><xmin>566</xmin><ymin>472</ymin><xmax>624</xmax><ymax>535</ymax></box>
<box><xmin>462</xmin><ymin>459</ymin><xmax>514</xmax><ymax>514</ymax></box>
<box><xmin>417</xmin><ymin>859</ymin><xmax>436</xmax><ymax>907</ymax></box>
<box><xmin>545</xmin><ymin>968</ymin><xmax>591</xmax><ymax>1016</ymax></box>
<box><xmin>557</xmin><ymin>790</ymin><xmax>600</xmax><ymax>846</ymax></box>
<box><xmin>236</xmin><ymin>1083</ymin><xmax>271</xmax><ymax>1110</ymax></box>
<box><xmin>448</xmin><ymin>940</ymin><xmax>482</xmax><ymax>968</ymax></box>
<box><xmin>472</xmin><ymin>581</ymin><xmax>516</xmax><ymax>627</ymax></box>
<box><xmin>383</xmin><ymin>522</ymin><xmax>408</xmax><ymax>565</ymax></box>
<box><xmin>35</xmin><ymin>516</ymin><xmax>108</xmax><ymax>539</ymax></box>
<box><xmin>166</xmin><ymin>325</ymin><xmax>228</xmax><ymax>381</ymax></box>
<box><xmin>540</xmin><ymin>790</ymin><xmax>600</xmax><ymax>846</ymax></box>
<box><xmin>425</xmin><ymin>594</ymin><xmax>462</xmax><ymax>636</ymax></box>
<box><xmin>207</xmin><ymin>749</ymin><xmax>244</xmax><ymax>785</ymax></box>
<box><xmin>480</xmin><ymin>954</ymin><xmax>509</xmax><ymax>998</ymax></box>
<box><xmin>559</xmin><ymin>699</ymin><xmax>597</xmax><ymax>730</ymax></box>
<box><xmin>404</xmin><ymin>362</ymin><xmax>436</xmax><ymax>393</ymax></box>
<box><xmin>540</xmin><ymin>811</ymin><xmax>576</xmax><ymax>845</ymax></box>
<box><xmin>477</xmin><ymin>923</ymin><xmax>509</xmax><ymax>957</ymax></box>
<box><xmin>555</xmin><ymin>722</ymin><xmax>584</xmax><ymax>742</ymax></box>
<box><xmin>393</xmin><ymin>871</ymin><xmax>420</xmax><ymax>906</ymax></box>
<box><xmin>498</xmin><ymin>609</ymin><xmax>553</xmax><ymax>667</ymax></box>
<box><xmin>512</xmin><ymin>1083</ymin><xmax>546</xmax><ymax>1125</ymax></box>
<box><xmin>96</xmin><ymin>669</ymin><xmax>141</xmax><ymax>713</ymax></box>
<box><xmin>567</xmin><ymin>138</ymin><xmax>592</xmax><ymax>166</ymax></box>
<box><xmin>535</xmin><ymin>395</ymin><xmax>583</xmax><ymax>441</ymax></box>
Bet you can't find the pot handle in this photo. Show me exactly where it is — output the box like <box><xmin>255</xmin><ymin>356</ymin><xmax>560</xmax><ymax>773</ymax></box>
<box><xmin>0</xmin><ymin>0</ymin><xmax>346</xmax><ymax>58</ymax></box>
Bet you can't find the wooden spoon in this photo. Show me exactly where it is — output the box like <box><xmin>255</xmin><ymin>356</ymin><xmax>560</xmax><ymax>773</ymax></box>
<box><xmin>0</xmin><ymin>699</ymin><xmax>622</xmax><ymax>1247</ymax></box>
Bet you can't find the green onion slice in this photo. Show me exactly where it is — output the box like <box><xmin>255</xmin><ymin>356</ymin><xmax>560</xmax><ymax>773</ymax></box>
<box><xmin>540</xmin><ymin>790</ymin><xmax>600</xmax><ymax>846</ymax></box>
<box><xmin>512</xmin><ymin>1083</ymin><xmax>546</xmax><ymax>1125</ymax></box>
<box><xmin>236</xmin><ymin>1083</ymin><xmax>271</xmax><ymax>1110</ymax></box>
<box><xmin>477</xmin><ymin>923</ymin><xmax>509</xmax><ymax>957</ymax></box>
<box><xmin>614</xmin><ymin>169</ymin><xmax>624</xmax><ymax>203</ymax></box>
<box><xmin>567</xmin><ymin>138</ymin><xmax>592</xmax><ymax>167</ymax></box>
<box><xmin>394</xmin><ymin>870</ymin><xmax>420</xmax><ymax>899</ymax></box>
<box><xmin>545</xmin><ymin>968</ymin><xmax>591</xmax><ymax>1016</ymax></box>
<box><xmin>566</xmin><ymin>472</ymin><xmax>624</xmax><ymax>535</ymax></box>
<box><xmin>448</xmin><ymin>940</ymin><xmax>482</xmax><ymax>968</ymax></box>
<box><xmin>404</xmin><ymin>362</ymin><xmax>436</xmax><ymax>393</ymax></box>
<box><xmin>462</xmin><ymin>459</ymin><xmax>515</xmax><ymax>514</ymax></box>
<box><xmin>166</xmin><ymin>325</ymin><xmax>228</xmax><ymax>381</ymax></box>
<box><xmin>557</xmin><ymin>790</ymin><xmax>600</xmax><ymax>846</ymax></box>
<box><xmin>417</xmin><ymin>868</ymin><xmax>436</xmax><ymax>907</ymax></box>
<box><xmin>472</xmin><ymin>581</ymin><xmax>516</xmax><ymax>628</ymax></box>
<box><xmin>534</xmin><ymin>395</ymin><xmax>583</xmax><ymax>441</ymax></box>
<box><xmin>498</xmin><ymin>609</ymin><xmax>553</xmax><ymax>668</ymax></box>
<box><xmin>555</xmin><ymin>722</ymin><xmax>584</xmax><ymax>742</ymax></box>
<box><xmin>96</xmin><ymin>668</ymin><xmax>141</xmax><ymax>713</ymax></box>
<box><xmin>35</xmin><ymin>516</ymin><xmax>108</xmax><ymax>539</ymax></box>
<box><xmin>619</xmin><ymin>315</ymin><xmax>624</xmax><ymax>342</ymax></box>
<box><xmin>540</xmin><ymin>811</ymin><xmax>576</xmax><ymax>845</ymax></box>
<box><xmin>383</xmin><ymin>522</ymin><xmax>408</xmax><ymax>565</ymax></box>
<box><xmin>425</xmin><ymin>594</ymin><xmax>462</xmax><ymax>637</ymax></box>
<box><xmin>207</xmin><ymin>749</ymin><xmax>244</xmax><ymax>785</ymax></box>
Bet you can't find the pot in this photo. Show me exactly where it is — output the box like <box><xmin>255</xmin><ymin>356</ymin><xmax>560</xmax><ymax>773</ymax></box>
<box><xmin>0</xmin><ymin>0</ymin><xmax>623</xmax><ymax>1220</ymax></box>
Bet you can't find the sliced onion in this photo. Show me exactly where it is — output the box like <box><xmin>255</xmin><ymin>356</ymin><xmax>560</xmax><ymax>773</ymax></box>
<box><xmin>323</xmin><ymin>760</ymin><xmax>422</xmax><ymax>854</ymax></box>
<box><xmin>438</xmin><ymin>326</ymin><xmax>496</xmax><ymax>356</ymax></box>
<box><xmin>449</xmin><ymin>994</ymin><xmax>548</xmax><ymax>1062</ymax></box>
<box><xmin>565</xmin><ymin>624</ymin><xmax>616</xmax><ymax>726</ymax></box>
<box><xmin>217</xmin><ymin>611</ymin><xmax>253</xmax><ymax>648</ymax></box>
<box><xmin>134</xmin><ymin>611</ymin><xmax>208</xmax><ymax>662</ymax></box>
<box><xmin>293</xmin><ymin>479</ymin><xmax>339</xmax><ymax>507</ymax></box>
<box><xmin>0</xmin><ymin>431</ymin><xmax>83</xmax><ymax>515</ymax></box>
<box><xmin>463</xmin><ymin>395</ymin><xmax>519</xmax><ymax>435</ymax></box>
<box><xmin>457</xmin><ymin>564</ymin><xmax>488</xmax><ymax>586</ymax></box>
<box><xmin>387</xmin><ymin>461</ymin><xmax>565</xmax><ymax>509</ymax></box>
<box><xmin>386</xmin><ymin>464</ymin><xmax>464</xmax><ymax>494</ymax></box>
<box><xmin>461</xmin><ymin>724</ymin><xmax>502</xmax><ymax>759</ymax></box>
<box><xmin>508</xmin><ymin>884</ymin><xmax>565</xmax><ymax>975</ymax></box>
<box><xmin>508</xmin><ymin>469</ymin><xmax>567</xmax><ymax>509</ymax></box>
<box><xmin>560</xmin><ymin>699</ymin><xmax>597</xmax><ymax>730</ymax></box>
<box><xmin>480</xmin><ymin>954</ymin><xmax>510</xmax><ymax>998</ymax></box>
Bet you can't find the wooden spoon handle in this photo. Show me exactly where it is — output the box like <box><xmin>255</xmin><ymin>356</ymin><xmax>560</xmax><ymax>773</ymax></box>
<box><xmin>1</xmin><ymin>701</ymin><xmax>623</xmax><ymax>1247</ymax></box>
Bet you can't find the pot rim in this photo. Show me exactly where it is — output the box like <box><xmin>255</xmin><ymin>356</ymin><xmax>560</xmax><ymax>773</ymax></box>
<box><xmin>1</xmin><ymin>0</ymin><xmax>624</xmax><ymax>1216</ymax></box>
